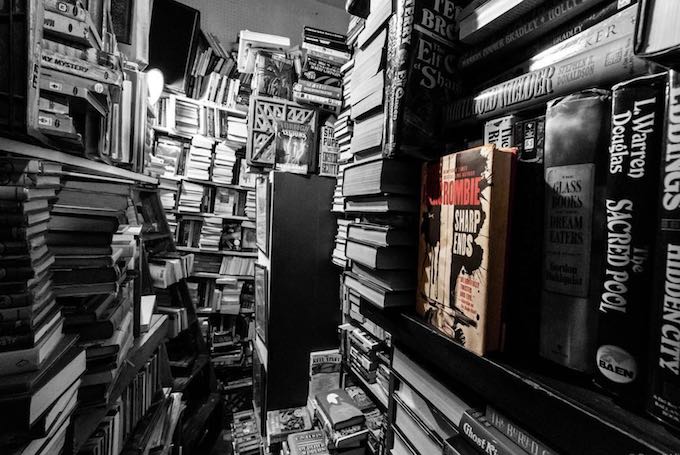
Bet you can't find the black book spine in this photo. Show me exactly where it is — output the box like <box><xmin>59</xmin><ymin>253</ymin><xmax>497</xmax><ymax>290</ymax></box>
<box><xmin>648</xmin><ymin>70</ymin><xmax>680</xmax><ymax>431</ymax></box>
<box><xmin>595</xmin><ymin>73</ymin><xmax>667</xmax><ymax>401</ymax></box>
<box><xmin>383</xmin><ymin>0</ymin><xmax>460</xmax><ymax>159</ymax></box>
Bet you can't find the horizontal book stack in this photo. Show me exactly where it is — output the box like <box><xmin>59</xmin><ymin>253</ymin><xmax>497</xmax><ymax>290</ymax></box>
<box><xmin>340</xmin><ymin>324</ymin><xmax>390</xmax><ymax>396</ymax></box>
<box><xmin>345</xmin><ymin>385</ymin><xmax>385</xmax><ymax>455</ymax></box>
<box><xmin>177</xmin><ymin>182</ymin><xmax>204</xmax><ymax>213</ymax></box>
<box><xmin>266</xmin><ymin>406</ymin><xmax>314</xmax><ymax>450</ymax></box>
<box><xmin>312</xmin><ymin>388</ymin><xmax>370</xmax><ymax>454</ymax></box>
<box><xmin>295</xmin><ymin>27</ymin><xmax>350</xmax><ymax>113</ymax></box>
<box><xmin>199</xmin><ymin>217</ymin><xmax>224</xmax><ymax>251</ymax></box>
<box><xmin>227</xmin><ymin>113</ymin><xmax>248</xmax><ymax>144</ymax></box>
<box><xmin>186</xmin><ymin>137</ymin><xmax>213</xmax><ymax>181</ymax></box>
<box><xmin>0</xmin><ymin>157</ymin><xmax>86</xmax><ymax>454</ymax></box>
<box><xmin>213</xmin><ymin>142</ymin><xmax>237</xmax><ymax>184</ymax></box>
<box><xmin>213</xmin><ymin>188</ymin><xmax>240</xmax><ymax>216</ymax></box>
<box><xmin>174</xmin><ymin>98</ymin><xmax>200</xmax><ymax>135</ymax></box>
<box><xmin>220</xmin><ymin>256</ymin><xmax>255</xmax><ymax>276</ymax></box>
<box><xmin>148</xmin><ymin>253</ymin><xmax>195</xmax><ymax>289</ymax></box>
<box><xmin>244</xmin><ymin>191</ymin><xmax>256</xmax><ymax>220</ymax></box>
<box><xmin>332</xmin><ymin>219</ymin><xmax>350</xmax><ymax>268</ymax></box>
<box><xmin>341</xmin><ymin>159</ymin><xmax>419</xmax><ymax>310</ymax></box>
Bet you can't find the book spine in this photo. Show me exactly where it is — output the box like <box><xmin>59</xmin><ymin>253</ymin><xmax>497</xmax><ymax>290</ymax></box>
<box><xmin>383</xmin><ymin>0</ymin><xmax>460</xmax><ymax>158</ymax></box>
<box><xmin>294</xmin><ymin>90</ymin><xmax>342</xmax><ymax>107</ymax></box>
<box><xmin>294</xmin><ymin>82</ymin><xmax>342</xmax><ymax>100</ymax></box>
<box><xmin>647</xmin><ymin>70</ymin><xmax>680</xmax><ymax>431</ymax></box>
<box><xmin>299</xmin><ymin>80</ymin><xmax>342</xmax><ymax>96</ymax></box>
<box><xmin>44</xmin><ymin>0</ymin><xmax>88</xmax><ymax>22</ymax></box>
<box><xmin>485</xmin><ymin>407</ymin><xmax>556</xmax><ymax>455</ymax></box>
<box><xmin>540</xmin><ymin>90</ymin><xmax>611</xmax><ymax>372</ymax></box>
<box><xmin>459</xmin><ymin>0</ymin><xmax>619</xmax><ymax>70</ymax></box>
<box><xmin>301</xmin><ymin>42</ymin><xmax>351</xmax><ymax>61</ymax></box>
<box><xmin>484</xmin><ymin>115</ymin><xmax>516</xmax><ymax>147</ymax></box>
<box><xmin>304</xmin><ymin>26</ymin><xmax>348</xmax><ymax>44</ymax></box>
<box><xmin>0</xmin><ymin>319</ymin><xmax>32</xmax><ymax>336</ymax></box>
<box><xmin>459</xmin><ymin>410</ymin><xmax>528</xmax><ymax>455</ymax></box>
<box><xmin>41</xmin><ymin>48</ymin><xmax>122</xmax><ymax>86</ymax></box>
<box><xmin>476</xmin><ymin>5</ymin><xmax>637</xmax><ymax>93</ymax></box>
<box><xmin>595</xmin><ymin>73</ymin><xmax>667</xmax><ymax>398</ymax></box>
<box><xmin>0</xmin><ymin>267</ymin><xmax>35</xmax><ymax>282</ymax></box>
<box><xmin>444</xmin><ymin>33</ymin><xmax>651</xmax><ymax>125</ymax></box>
<box><xmin>303</xmin><ymin>36</ymin><xmax>349</xmax><ymax>53</ymax></box>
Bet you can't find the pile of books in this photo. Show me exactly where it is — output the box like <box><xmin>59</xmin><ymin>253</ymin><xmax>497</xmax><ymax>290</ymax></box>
<box><xmin>341</xmin><ymin>324</ymin><xmax>389</xmax><ymax>391</ymax></box>
<box><xmin>199</xmin><ymin>217</ymin><xmax>223</xmax><ymax>250</ymax></box>
<box><xmin>148</xmin><ymin>253</ymin><xmax>195</xmax><ymax>288</ymax></box>
<box><xmin>231</xmin><ymin>410</ymin><xmax>262</xmax><ymax>455</ymax></box>
<box><xmin>150</xmin><ymin>137</ymin><xmax>185</xmax><ymax>179</ymax></box>
<box><xmin>214</xmin><ymin>276</ymin><xmax>245</xmax><ymax>314</ymax></box>
<box><xmin>178</xmin><ymin>182</ymin><xmax>205</xmax><ymax>213</ymax></box>
<box><xmin>244</xmin><ymin>191</ymin><xmax>256</xmax><ymax>220</ymax></box>
<box><xmin>312</xmin><ymin>388</ymin><xmax>370</xmax><ymax>453</ymax></box>
<box><xmin>185</xmin><ymin>137</ymin><xmax>214</xmax><ymax>181</ymax></box>
<box><xmin>213</xmin><ymin>188</ymin><xmax>239</xmax><ymax>217</ymax></box>
<box><xmin>266</xmin><ymin>406</ymin><xmax>314</xmax><ymax>449</ymax></box>
<box><xmin>346</xmin><ymin>385</ymin><xmax>385</xmax><ymax>454</ymax></box>
<box><xmin>335</xmin><ymin>109</ymin><xmax>353</xmax><ymax>164</ymax></box>
<box><xmin>228</xmin><ymin>115</ymin><xmax>248</xmax><ymax>144</ymax></box>
<box><xmin>332</xmin><ymin>219</ymin><xmax>350</xmax><ymax>268</ymax></box>
<box><xmin>175</xmin><ymin>98</ymin><xmax>200</xmax><ymax>134</ymax></box>
<box><xmin>158</xmin><ymin>178</ymin><xmax>179</xmax><ymax>212</ymax></box>
<box><xmin>295</xmin><ymin>27</ymin><xmax>349</xmax><ymax>112</ymax></box>
<box><xmin>213</xmin><ymin>142</ymin><xmax>237</xmax><ymax>184</ymax></box>
<box><xmin>0</xmin><ymin>157</ymin><xmax>87</xmax><ymax>453</ymax></box>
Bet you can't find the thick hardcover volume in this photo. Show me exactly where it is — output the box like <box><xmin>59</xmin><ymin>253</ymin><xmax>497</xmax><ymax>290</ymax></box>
<box><xmin>459</xmin><ymin>409</ymin><xmax>527</xmax><ymax>455</ymax></box>
<box><xmin>648</xmin><ymin>70</ymin><xmax>680</xmax><ymax>430</ymax></box>
<box><xmin>383</xmin><ymin>0</ymin><xmax>461</xmax><ymax>159</ymax></box>
<box><xmin>460</xmin><ymin>0</ymin><xmax>628</xmax><ymax>71</ymax></box>
<box><xmin>444</xmin><ymin>20</ymin><xmax>651</xmax><ymax>125</ymax></box>
<box><xmin>540</xmin><ymin>90</ymin><xmax>611</xmax><ymax>372</ymax></box>
<box><xmin>595</xmin><ymin>73</ymin><xmax>667</xmax><ymax>399</ymax></box>
<box><xmin>416</xmin><ymin>145</ymin><xmax>515</xmax><ymax>355</ymax></box>
<box><xmin>485</xmin><ymin>407</ymin><xmax>556</xmax><ymax>455</ymax></box>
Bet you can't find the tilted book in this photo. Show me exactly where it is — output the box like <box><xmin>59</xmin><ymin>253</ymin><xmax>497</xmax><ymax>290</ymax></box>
<box><xmin>595</xmin><ymin>73</ymin><xmax>666</xmax><ymax>400</ymax></box>
<box><xmin>416</xmin><ymin>145</ymin><xmax>515</xmax><ymax>355</ymax></box>
<box><xmin>383</xmin><ymin>0</ymin><xmax>462</xmax><ymax>159</ymax></box>
<box><xmin>540</xmin><ymin>90</ymin><xmax>611</xmax><ymax>372</ymax></box>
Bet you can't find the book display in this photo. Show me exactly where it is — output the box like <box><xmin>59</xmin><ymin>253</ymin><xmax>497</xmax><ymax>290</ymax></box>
<box><xmin>5</xmin><ymin>0</ymin><xmax>680</xmax><ymax>454</ymax></box>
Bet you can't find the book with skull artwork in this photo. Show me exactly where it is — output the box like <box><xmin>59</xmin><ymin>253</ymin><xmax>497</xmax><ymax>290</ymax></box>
<box><xmin>416</xmin><ymin>145</ymin><xmax>515</xmax><ymax>356</ymax></box>
<box><xmin>274</xmin><ymin>120</ymin><xmax>315</xmax><ymax>175</ymax></box>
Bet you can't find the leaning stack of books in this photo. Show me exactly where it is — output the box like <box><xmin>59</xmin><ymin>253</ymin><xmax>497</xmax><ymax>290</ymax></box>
<box><xmin>295</xmin><ymin>27</ymin><xmax>349</xmax><ymax>113</ymax></box>
<box><xmin>175</xmin><ymin>98</ymin><xmax>201</xmax><ymax>135</ymax></box>
<box><xmin>213</xmin><ymin>188</ymin><xmax>239</xmax><ymax>217</ymax></box>
<box><xmin>0</xmin><ymin>157</ymin><xmax>87</xmax><ymax>454</ymax></box>
<box><xmin>199</xmin><ymin>217</ymin><xmax>224</xmax><ymax>251</ymax></box>
<box><xmin>332</xmin><ymin>219</ymin><xmax>350</xmax><ymax>268</ymax></box>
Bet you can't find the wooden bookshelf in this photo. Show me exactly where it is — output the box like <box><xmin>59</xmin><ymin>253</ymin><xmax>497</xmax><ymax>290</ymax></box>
<box><xmin>358</xmin><ymin>301</ymin><xmax>680</xmax><ymax>455</ymax></box>
<box><xmin>0</xmin><ymin>137</ymin><xmax>158</xmax><ymax>184</ymax></box>
<box><xmin>72</xmin><ymin>315</ymin><xmax>170</xmax><ymax>451</ymax></box>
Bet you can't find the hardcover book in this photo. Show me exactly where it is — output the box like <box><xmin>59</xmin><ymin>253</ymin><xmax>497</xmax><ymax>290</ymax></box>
<box><xmin>648</xmin><ymin>70</ymin><xmax>680</xmax><ymax>431</ymax></box>
<box><xmin>595</xmin><ymin>73</ymin><xmax>666</xmax><ymax>399</ymax></box>
<box><xmin>315</xmin><ymin>388</ymin><xmax>365</xmax><ymax>430</ymax></box>
<box><xmin>540</xmin><ymin>90</ymin><xmax>611</xmax><ymax>372</ymax></box>
<box><xmin>383</xmin><ymin>0</ymin><xmax>462</xmax><ymax>159</ymax></box>
<box><xmin>416</xmin><ymin>145</ymin><xmax>515</xmax><ymax>355</ymax></box>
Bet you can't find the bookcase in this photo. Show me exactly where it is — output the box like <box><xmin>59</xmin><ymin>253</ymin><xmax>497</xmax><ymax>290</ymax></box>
<box><xmin>252</xmin><ymin>171</ymin><xmax>339</xmax><ymax>431</ymax></box>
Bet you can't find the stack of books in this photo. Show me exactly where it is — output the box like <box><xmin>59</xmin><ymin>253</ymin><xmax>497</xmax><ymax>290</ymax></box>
<box><xmin>232</xmin><ymin>410</ymin><xmax>262</xmax><ymax>455</ymax></box>
<box><xmin>332</xmin><ymin>219</ymin><xmax>350</xmax><ymax>268</ymax></box>
<box><xmin>0</xmin><ymin>157</ymin><xmax>86</xmax><ymax>453</ymax></box>
<box><xmin>228</xmin><ymin>115</ymin><xmax>248</xmax><ymax>144</ymax></box>
<box><xmin>213</xmin><ymin>142</ymin><xmax>237</xmax><ymax>184</ymax></box>
<box><xmin>266</xmin><ymin>406</ymin><xmax>314</xmax><ymax>449</ymax></box>
<box><xmin>193</xmin><ymin>254</ymin><xmax>222</xmax><ymax>275</ymax></box>
<box><xmin>214</xmin><ymin>276</ymin><xmax>244</xmax><ymax>314</ymax></box>
<box><xmin>244</xmin><ymin>191</ymin><xmax>256</xmax><ymax>220</ymax></box>
<box><xmin>175</xmin><ymin>98</ymin><xmax>200</xmax><ymax>134</ymax></box>
<box><xmin>342</xmin><ymin>324</ymin><xmax>389</xmax><ymax>388</ymax></box>
<box><xmin>335</xmin><ymin>109</ymin><xmax>353</xmax><ymax>163</ymax></box>
<box><xmin>199</xmin><ymin>217</ymin><xmax>223</xmax><ymax>250</ymax></box>
<box><xmin>341</xmin><ymin>159</ymin><xmax>419</xmax><ymax>309</ymax></box>
<box><xmin>186</xmin><ymin>137</ymin><xmax>214</xmax><ymax>181</ymax></box>
<box><xmin>158</xmin><ymin>178</ymin><xmax>179</xmax><ymax>212</ymax></box>
<box><xmin>312</xmin><ymin>388</ymin><xmax>369</xmax><ymax>453</ymax></box>
<box><xmin>49</xmin><ymin>175</ymin><xmax>130</xmax><ymax>298</ymax></box>
<box><xmin>345</xmin><ymin>385</ymin><xmax>384</xmax><ymax>454</ymax></box>
<box><xmin>295</xmin><ymin>27</ymin><xmax>349</xmax><ymax>112</ymax></box>
<box><xmin>178</xmin><ymin>182</ymin><xmax>205</xmax><ymax>213</ymax></box>
<box><xmin>148</xmin><ymin>253</ymin><xmax>195</xmax><ymax>288</ymax></box>
<box><xmin>220</xmin><ymin>256</ymin><xmax>255</xmax><ymax>276</ymax></box>
<box><xmin>187</xmin><ymin>31</ymin><xmax>237</xmax><ymax>101</ymax></box>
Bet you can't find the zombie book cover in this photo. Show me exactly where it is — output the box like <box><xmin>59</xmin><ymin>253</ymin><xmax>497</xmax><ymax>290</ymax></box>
<box><xmin>416</xmin><ymin>145</ymin><xmax>515</xmax><ymax>355</ymax></box>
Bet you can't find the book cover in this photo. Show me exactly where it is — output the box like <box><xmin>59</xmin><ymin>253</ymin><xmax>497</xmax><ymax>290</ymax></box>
<box><xmin>484</xmin><ymin>115</ymin><xmax>516</xmax><ymax>147</ymax></box>
<box><xmin>485</xmin><ymin>406</ymin><xmax>556</xmax><ymax>455</ymax></box>
<box><xmin>459</xmin><ymin>409</ymin><xmax>527</xmax><ymax>455</ymax></box>
<box><xmin>595</xmin><ymin>73</ymin><xmax>666</xmax><ymax>399</ymax></box>
<box><xmin>308</xmin><ymin>349</ymin><xmax>342</xmax><ymax>399</ymax></box>
<box><xmin>254</xmin><ymin>52</ymin><xmax>295</xmax><ymax>99</ymax></box>
<box><xmin>266</xmin><ymin>407</ymin><xmax>313</xmax><ymax>443</ymax></box>
<box><xmin>287</xmin><ymin>429</ymin><xmax>329</xmax><ymax>455</ymax></box>
<box><xmin>315</xmin><ymin>388</ymin><xmax>365</xmax><ymax>430</ymax></box>
<box><xmin>275</xmin><ymin>120</ymin><xmax>315</xmax><ymax>175</ymax></box>
<box><xmin>416</xmin><ymin>145</ymin><xmax>515</xmax><ymax>355</ymax></box>
<box><xmin>383</xmin><ymin>0</ymin><xmax>461</xmax><ymax>159</ymax></box>
<box><xmin>540</xmin><ymin>90</ymin><xmax>611</xmax><ymax>372</ymax></box>
<box><xmin>648</xmin><ymin>70</ymin><xmax>680</xmax><ymax>430</ymax></box>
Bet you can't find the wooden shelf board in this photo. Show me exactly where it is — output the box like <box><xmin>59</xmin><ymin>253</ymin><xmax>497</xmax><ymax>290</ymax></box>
<box><xmin>72</xmin><ymin>315</ymin><xmax>169</xmax><ymax>450</ymax></box>
<box><xmin>0</xmin><ymin>137</ymin><xmax>158</xmax><ymax>184</ymax></box>
<box><xmin>191</xmin><ymin>272</ymin><xmax>254</xmax><ymax>280</ymax></box>
<box><xmin>176</xmin><ymin>246</ymin><xmax>257</xmax><ymax>257</ymax></box>
<box><xmin>171</xmin><ymin>210</ymin><xmax>250</xmax><ymax>221</ymax></box>
<box><xmin>370</xmin><ymin>306</ymin><xmax>680</xmax><ymax>455</ymax></box>
<box><xmin>182</xmin><ymin>177</ymin><xmax>253</xmax><ymax>192</ymax></box>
